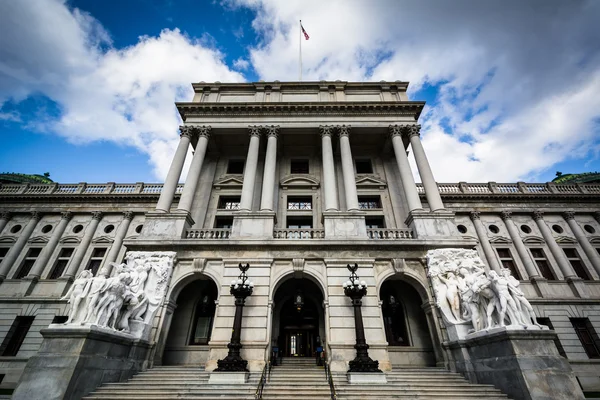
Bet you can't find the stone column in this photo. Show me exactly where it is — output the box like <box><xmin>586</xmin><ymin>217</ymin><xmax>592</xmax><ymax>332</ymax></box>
<box><xmin>260</xmin><ymin>125</ymin><xmax>279</xmax><ymax>211</ymax></box>
<box><xmin>177</xmin><ymin>126</ymin><xmax>211</xmax><ymax>213</ymax></box>
<box><xmin>0</xmin><ymin>211</ymin><xmax>41</xmax><ymax>280</ymax></box>
<box><xmin>564</xmin><ymin>211</ymin><xmax>600</xmax><ymax>276</ymax></box>
<box><xmin>470</xmin><ymin>212</ymin><xmax>501</xmax><ymax>271</ymax></box>
<box><xmin>320</xmin><ymin>126</ymin><xmax>339</xmax><ymax>211</ymax></box>
<box><xmin>155</xmin><ymin>126</ymin><xmax>193</xmax><ymax>212</ymax></box>
<box><xmin>532</xmin><ymin>211</ymin><xmax>577</xmax><ymax>279</ymax></box>
<box><xmin>28</xmin><ymin>212</ymin><xmax>72</xmax><ymax>279</ymax></box>
<box><xmin>406</xmin><ymin>125</ymin><xmax>444</xmax><ymax>211</ymax></box>
<box><xmin>63</xmin><ymin>212</ymin><xmax>103</xmax><ymax>279</ymax></box>
<box><xmin>338</xmin><ymin>125</ymin><xmax>359</xmax><ymax>211</ymax></box>
<box><xmin>500</xmin><ymin>211</ymin><xmax>540</xmax><ymax>279</ymax></box>
<box><xmin>389</xmin><ymin>125</ymin><xmax>422</xmax><ymax>212</ymax></box>
<box><xmin>0</xmin><ymin>211</ymin><xmax>11</xmax><ymax>234</ymax></box>
<box><xmin>101</xmin><ymin>211</ymin><xmax>135</xmax><ymax>277</ymax></box>
<box><xmin>239</xmin><ymin>126</ymin><xmax>261</xmax><ymax>212</ymax></box>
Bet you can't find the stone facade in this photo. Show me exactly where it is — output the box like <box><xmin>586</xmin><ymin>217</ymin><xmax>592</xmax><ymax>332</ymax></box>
<box><xmin>0</xmin><ymin>81</ymin><xmax>599</xmax><ymax>398</ymax></box>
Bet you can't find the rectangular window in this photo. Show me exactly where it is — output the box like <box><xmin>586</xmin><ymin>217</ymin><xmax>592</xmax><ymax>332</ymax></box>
<box><xmin>51</xmin><ymin>315</ymin><xmax>68</xmax><ymax>324</ymax></box>
<box><xmin>290</xmin><ymin>159</ymin><xmax>309</xmax><ymax>174</ymax></box>
<box><xmin>563</xmin><ymin>248</ymin><xmax>591</xmax><ymax>280</ymax></box>
<box><xmin>0</xmin><ymin>247</ymin><xmax>9</xmax><ymax>264</ymax></box>
<box><xmin>286</xmin><ymin>216</ymin><xmax>313</xmax><ymax>229</ymax></box>
<box><xmin>49</xmin><ymin>248</ymin><xmax>74</xmax><ymax>279</ymax></box>
<box><xmin>0</xmin><ymin>316</ymin><xmax>35</xmax><ymax>356</ymax></box>
<box><xmin>14</xmin><ymin>247</ymin><xmax>42</xmax><ymax>279</ymax></box>
<box><xmin>536</xmin><ymin>317</ymin><xmax>567</xmax><ymax>358</ymax></box>
<box><xmin>86</xmin><ymin>248</ymin><xmax>107</xmax><ymax>276</ymax></box>
<box><xmin>496</xmin><ymin>248</ymin><xmax>521</xmax><ymax>280</ymax></box>
<box><xmin>227</xmin><ymin>160</ymin><xmax>245</xmax><ymax>174</ymax></box>
<box><xmin>530</xmin><ymin>248</ymin><xmax>556</xmax><ymax>280</ymax></box>
<box><xmin>287</xmin><ymin>196</ymin><xmax>312</xmax><ymax>210</ymax></box>
<box><xmin>355</xmin><ymin>159</ymin><xmax>373</xmax><ymax>174</ymax></box>
<box><xmin>358</xmin><ymin>195</ymin><xmax>382</xmax><ymax>209</ymax></box>
<box><xmin>214</xmin><ymin>216</ymin><xmax>234</xmax><ymax>229</ymax></box>
<box><xmin>218</xmin><ymin>195</ymin><xmax>241</xmax><ymax>210</ymax></box>
<box><xmin>571</xmin><ymin>318</ymin><xmax>600</xmax><ymax>359</ymax></box>
<box><xmin>365</xmin><ymin>216</ymin><xmax>385</xmax><ymax>229</ymax></box>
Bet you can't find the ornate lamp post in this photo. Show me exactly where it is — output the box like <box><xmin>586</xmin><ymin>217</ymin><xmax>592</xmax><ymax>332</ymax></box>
<box><xmin>216</xmin><ymin>263</ymin><xmax>254</xmax><ymax>371</ymax></box>
<box><xmin>342</xmin><ymin>263</ymin><xmax>381</xmax><ymax>373</ymax></box>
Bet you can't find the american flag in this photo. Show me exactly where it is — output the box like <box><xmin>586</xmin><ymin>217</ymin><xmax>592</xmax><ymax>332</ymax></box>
<box><xmin>301</xmin><ymin>23</ymin><xmax>310</xmax><ymax>40</ymax></box>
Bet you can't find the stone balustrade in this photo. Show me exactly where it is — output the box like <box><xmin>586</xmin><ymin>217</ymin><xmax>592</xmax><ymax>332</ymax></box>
<box><xmin>273</xmin><ymin>228</ymin><xmax>325</xmax><ymax>239</ymax></box>
<box><xmin>186</xmin><ymin>228</ymin><xmax>231</xmax><ymax>239</ymax></box>
<box><xmin>0</xmin><ymin>182</ymin><xmax>184</xmax><ymax>196</ymax></box>
<box><xmin>415</xmin><ymin>182</ymin><xmax>600</xmax><ymax>195</ymax></box>
<box><xmin>366</xmin><ymin>228</ymin><xmax>414</xmax><ymax>239</ymax></box>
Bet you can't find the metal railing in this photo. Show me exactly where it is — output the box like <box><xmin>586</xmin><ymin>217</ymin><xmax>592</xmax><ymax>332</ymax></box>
<box><xmin>255</xmin><ymin>358</ymin><xmax>270</xmax><ymax>399</ymax></box>
<box><xmin>324</xmin><ymin>359</ymin><xmax>337</xmax><ymax>400</ymax></box>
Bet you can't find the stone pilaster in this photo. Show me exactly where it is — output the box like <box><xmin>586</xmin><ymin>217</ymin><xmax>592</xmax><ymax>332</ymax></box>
<box><xmin>320</xmin><ymin>125</ymin><xmax>339</xmax><ymax>211</ymax></box>
<box><xmin>155</xmin><ymin>126</ymin><xmax>193</xmax><ymax>212</ymax></box>
<box><xmin>500</xmin><ymin>211</ymin><xmax>540</xmax><ymax>279</ymax></box>
<box><xmin>469</xmin><ymin>211</ymin><xmax>501</xmax><ymax>271</ymax></box>
<box><xmin>63</xmin><ymin>212</ymin><xmax>103</xmax><ymax>279</ymax></box>
<box><xmin>101</xmin><ymin>211</ymin><xmax>135</xmax><ymax>277</ymax></box>
<box><xmin>0</xmin><ymin>211</ymin><xmax>42</xmax><ymax>280</ymax></box>
<box><xmin>177</xmin><ymin>125</ymin><xmax>211</xmax><ymax>213</ymax></box>
<box><xmin>259</xmin><ymin>125</ymin><xmax>279</xmax><ymax>211</ymax></box>
<box><xmin>337</xmin><ymin>125</ymin><xmax>359</xmax><ymax>211</ymax></box>
<box><xmin>563</xmin><ymin>211</ymin><xmax>600</xmax><ymax>277</ymax></box>
<box><xmin>28</xmin><ymin>211</ymin><xmax>73</xmax><ymax>279</ymax></box>
<box><xmin>389</xmin><ymin>125</ymin><xmax>422</xmax><ymax>212</ymax></box>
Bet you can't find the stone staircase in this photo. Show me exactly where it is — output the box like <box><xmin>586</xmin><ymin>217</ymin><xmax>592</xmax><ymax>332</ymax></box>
<box><xmin>262</xmin><ymin>357</ymin><xmax>330</xmax><ymax>399</ymax></box>
<box><xmin>82</xmin><ymin>365</ymin><xmax>258</xmax><ymax>399</ymax></box>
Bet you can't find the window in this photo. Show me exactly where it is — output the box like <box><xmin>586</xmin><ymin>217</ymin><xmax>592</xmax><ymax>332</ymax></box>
<box><xmin>218</xmin><ymin>196</ymin><xmax>241</xmax><ymax>210</ymax></box>
<box><xmin>14</xmin><ymin>247</ymin><xmax>42</xmax><ymax>279</ymax></box>
<box><xmin>571</xmin><ymin>318</ymin><xmax>600</xmax><ymax>359</ymax></box>
<box><xmin>457</xmin><ymin>225</ymin><xmax>468</xmax><ymax>234</ymax></box>
<box><xmin>530</xmin><ymin>248</ymin><xmax>556</xmax><ymax>280</ymax></box>
<box><xmin>488</xmin><ymin>224</ymin><xmax>500</xmax><ymax>234</ymax></box>
<box><xmin>190</xmin><ymin>294</ymin><xmax>216</xmax><ymax>345</ymax></box>
<box><xmin>0</xmin><ymin>247</ymin><xmax>9</xmax><ymax>264</ymax></box>
<box><xmin>365</xmin><ymin>216</ymin><xmax>385</xmax><ymax>229</ymax></box>
<box><xmin>86</xmin><ymin>248</ymin><xmax>107</xmax><ymax>276</ymax></box>
<box><xmin>51</xmin><ymin>316</ymin><xmax>68</xmax><ymax>324</ymax></box>
<box><xmin>536</xmin><ymin>317</ymin><xmax>567</xmax><ymax>358</ymax></box>
<box><xmin>496</xmin><ymin>248</ymin><xmax>521</xmax><ymax>279</ymax></box>
<box><xmin>358</xmin><ymin>195</ymin><xmax>382</xmax><ymax>209</ymax></box>
<box><xmin>355</xmin><ymin>159</ymin><xmax>373</xmax><ymax>174</ymax></box>
<box><xmin>563</xmin><ymin>248</ymin><xmax>591</xmax><ymax>280</ymax></box>
<box><xmin>286</xmin><ymin>216</ymin><xmax>312</xmax><ymax>229</ymax></box>
<box><xmin>227</xmin><ymin>160</ymin><xmax>245</xmax><ymax>174</ymax></box>
<box><xmin>290</xmin><ymin>159</ymin><xmax>309</xmax><ymax>174</ymax></box>
<box><xmin>0</xmin><ymin>316</ymin><xmax>35</xmax><ymax>356</ymax></box>
<box><xmin>49</xmin><ymin>248</ymin><xmax>74</xmax><ymax>279</ymax></box>
<box><xmin>287</xmin><ymin>196</ymin><xmax>312</xmax><ymax>210</ymax></box>
<box><xmin>214</xmin><ymin>216</ymin><xmax>233</xmax><ymax>229</ymax></box>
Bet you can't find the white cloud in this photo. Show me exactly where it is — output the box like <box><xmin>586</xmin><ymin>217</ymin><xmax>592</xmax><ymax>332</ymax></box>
<box><xmin>0</xmin><ymin>0</ymin><xmax>244</xmax><ymax>180</ymax></box>
<box><xmin>233</xmin><ymin>57</ymin><xmax>250</xmax><ymax>70</ymax></box>
<box><xmin>231</xmin><ymin>0</ymin><xmax>600</xmax><ymax>182</ymax></box>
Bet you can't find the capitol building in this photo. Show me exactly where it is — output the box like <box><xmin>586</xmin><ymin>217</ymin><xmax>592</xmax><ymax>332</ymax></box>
<box><xmin>0</xmin><ymin>80</ymin><xmax>599</xmax><ymax>400</ymax></box>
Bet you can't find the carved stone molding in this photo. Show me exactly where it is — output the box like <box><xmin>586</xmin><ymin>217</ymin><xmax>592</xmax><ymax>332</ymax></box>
<box><xmin>196</xmin><ymin>125</ymin><xmax>212</xmax><ymax>138</ymax></box>
<box><xmin>61</xmin><ymin>211</ymin><xmax>73</xmax><ymax>221</ymax></box>
<box><xmin>392</xmin><ymin>258</ymin><xmax>406</xmax><ymax>275</ymax></box>
<box><xmin>388</xmin><ymin>124</ymin><xmax>402</xmax><ymax>138</ymax></box>
<box><xmin>532</xmin><ymin>210</ymin><xmax>544</xmax><ymax>221</ymax></box>
<box><xmin>469</xmin><ymin>211</ymin><xmax>481</xmax><ymax>221</ymax></box>
<box><xmin>179</xmin><ymin>125</ymin><xmax>195</xmax><ymax>139</ymax></box>
<box><xmin>193</xmin><ymin>258</ymin><xmax>206</xmax><ymax>272</ymax></box>
<box><xmin>563</xmin><ymin>211</ymin><xmax>575</xmax><ymax>221</ymax></box>
<box><xmin>1</xmin><ymin>211</ymin><xmax>11</xmax><ymax>221</ymax></box>
<box><xmin>265</xmin><ymin>125</ymin><xmax>280</xmax><ymax>137</ymax></box>
<box><xmin>30</xmin><ymin>211</ymin><xmax>41</xmax><ymax>221</ymax></box>
<box><xmin>500</xmin><ymin>211</ymin><xmax>512</xmax><ymax>221</ymax></box>
<box><xmin>407</xmin><ymin>124</ymin><xmax>421</xmax><ymax>138</ymax></box>
<box><xmin>91</xmin><ymin>211</ymin><xmax>103</xmax><ymax>221</ymax></box>
<box><xmin>248</xmin><ymin>125</ymin><xmax>262</xmax><ymax>136</ymax></box>
<box><xmin>123</xmin><ymin>211</ymin><xmax>134</xmax><ymax>221</ymax></box>
<box><xmin>319</xmin><ymin>125</ymin><xmax>335</xmax><ymax>138</ymax></box>
<box><xmin>337</xmin><ymin>124</ymin><xmax>351</xmax><ymax>137</ymax></box>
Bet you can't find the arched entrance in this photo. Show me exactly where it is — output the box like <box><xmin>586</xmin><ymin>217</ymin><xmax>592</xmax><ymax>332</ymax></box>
<box><xmin>380</xmin><ymin>279</ymin><xmax>436</xmax><ymax>367</ymax></box>
<box><xmin>163</xmin><ymin>277</ymin><xmax>218</xmax><ymax>365</ymax></box>
<box><xmin>271</xmin><ymin>277</ymin><xmax>325</xmax><ymax>359</ymax></box>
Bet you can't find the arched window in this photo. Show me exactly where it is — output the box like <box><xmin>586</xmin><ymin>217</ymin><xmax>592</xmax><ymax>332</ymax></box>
<box><xmin>189</xmin><ymin>286</ymin><xmax>217</xmax><ymax>345</ymax></box>
<box><xmin>381</xmin><ymin>289</ymin><xmax>410</xmax><ymax>346</ymax></box>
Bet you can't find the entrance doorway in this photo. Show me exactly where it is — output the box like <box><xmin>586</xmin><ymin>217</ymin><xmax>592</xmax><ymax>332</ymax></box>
<box><xmin>272</xmin><ymin>277</ymin><xmax>325</xmax><ymax>358</ymax></box>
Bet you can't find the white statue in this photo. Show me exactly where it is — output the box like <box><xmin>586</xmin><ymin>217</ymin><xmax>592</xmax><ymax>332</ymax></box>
<box><xmin>438</xmin><ymin>272</ymin><xmax>461</xmax><ymax>321</ymax></box>
<box><xmin>61</xmin><ymin>270</ymin><xmax>93</xmax><ymax>323</ymax></box>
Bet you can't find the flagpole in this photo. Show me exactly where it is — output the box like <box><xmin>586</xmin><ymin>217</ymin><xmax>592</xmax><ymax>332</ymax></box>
<box><xmin>299</xmin><ymin>19</ymin><xmax>302</xmax><ymax>81</ymax></box>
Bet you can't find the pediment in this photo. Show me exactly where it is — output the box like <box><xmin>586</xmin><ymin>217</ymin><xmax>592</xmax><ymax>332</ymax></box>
<box><xmin>489</xmin><ymin>236</ymin><xmax>512</xmax><ymax>244</ymax></box>
<box><xmin>355</xmin><ymin>175</ymin><xmax>387</xmax><ymax>189</ymax></box>
<box><xmin>589</xmin><ymin>236</ymin><xmax>600</xmax><ymax>244</ymax></box>
<box><xmin>280</xmin><ymin>175</ymin><xmax>320</xmax><ymax>190</ymax></box>
<box><xmin>59</xmin><ymin>236</ymin><xmax>81</xmax><ymax>244</ymax></box>
<box><xmin>522</xmin><ymin>236</ymin><xmax>545</xmax><ymax>244</ymax></box>
<box><xmin>555</xmin><ymin>236</ymin><xmax>577</xmax><ymax>244</ymax></box>
<box><xmin>92</xmin><ymin>236</ymin><xmax>114</xmax><ymax>244</ymax></box>
<box><xmin>0</xmin><ymin>236</ymin><xmax>16</xmax><ymax>244</ymax></box>
<box><xmin>28</xmin><ymin>236</ymin><xmax>49</xmax><ymax>244</ymax></box>
<box><xmin>213</xmin><ymin>176</ymin><xmax>244</xmax><ymax>190</ymax></box>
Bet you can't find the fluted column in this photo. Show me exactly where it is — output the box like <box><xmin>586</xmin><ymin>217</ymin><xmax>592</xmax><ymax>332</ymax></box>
<box><xmin>101</xmin><ymin>211</ymin><xmax>135</xmax><ymax>277</ymax></box>
<box><xmin>260</xmin><ymin>126</ymin><xmax>279</xmax><ymax>211</ymax></box>
<box><xmin>406</xmin><ymin>125</ymin><xmax>444</xmax><ymax>211</ymax></box>
<box><xmin>564</xmin><ymin>211</ymin><xmax>600</xmax><ymax>276</ymax></box>
<box><xmin>338</xmin><ymin>125</ymin><xmax>359</xmax><ymax>211</ymax></box>
<box><xmin>63</xmin><ymin>212</ymin><xmax>103</xmax><ymax>279</ymax></box>
<box><xmin>0</xmin><ymin>212</ymin><xmax>41</xmax><ymax>280</ymax></box>
<box><xmin>0</xmin><ymin>212</ymin><xmax>11</xmax><ymax>234</ymax></box>
<box><xmin>156</xmin><ymin>126</ymin><xmax>193</xmax><ymax>212</ymax></box>
<box><xmin>500</xmin><ymin>211</ymin><xmax>540</xmax><ymax>279</ymax></box>
<box><xmin>532</xmin><ymin>211</ymin><xmax>577</xmax><ymax>279</ymax></box>
<box><xmin>389</xmin><ymin>125</ymin><xmax>422</xmax><ymax>211</ymax></box>
<box><xmin>320</xmin><ymin>126</ymin><xmax>339</xmax><ymax>211</ymax></box>
<box><xmin>28</xmin><ymin>212</ymin><xmax>72</xmax><ymax>279</ymax></box>
<box><xmin>470</xmin><ymin>212</ymin><xmax>501</xmax><ymax>271</ymax></box>
<box><xmin>239</xmin><ymin>126</ymin><xmax>262</xmax><ymax>211</ymax></box>
<box><xmin>178</xmin><ymin>126</ymin><xmax>211</xmax><ymax>213</ymax></box>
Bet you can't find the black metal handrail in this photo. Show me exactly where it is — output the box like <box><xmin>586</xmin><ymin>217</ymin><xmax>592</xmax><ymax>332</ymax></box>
<box><xmin>255</xmin><ymin>358</ymin><xmax>270</xmax><ymax>399</ymax></box>
<box><xmin>324</xmin><ymin>359</ymin><xmax>337</xmax><ymax>400</ymax></box>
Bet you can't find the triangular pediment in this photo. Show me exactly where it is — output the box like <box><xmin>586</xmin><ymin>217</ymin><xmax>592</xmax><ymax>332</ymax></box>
<box><xmin>489</xmin><ymin>236</ymin><xmax>512</xmax><ymax>244</ymax></box>
<box><xmin>355</xmin><ymin>175</ymin><xmax>387</xmax><ymax>189</ymax></box>
<box><xmin>555</xmin><ymin>236</ymin><xmax>577</xmax><ymax>244</ymax></box>
<box><xmin>28</xmin><ymin>236</ymin><xmax>49</xmax><ymax>244</ymax></box>
<box><xmin>59</xmin><ymin>236</ymin><xmax>81</xmax><ymax>244</ymax></box>
<box><xmin>0</xmin><ymin>236</ymin><xmax>16</xmax><ymax>244</ymax></box>
<box><xmin>213</xmin><ymin>176</ymin><xmax>244</xmax><ymax>190</ymax></box>
<box><xmin>92</xmin><ymin>236</ymin><xmax>114</xmax><ymax>244</ymax></box>
<box><xmin>522</xmin><ymin>236</ymin><xmax>545</xmax><ymax>244</ymax></box>
<box><xmin>280</xmin><ymin>175</ymin><xmax>320</xmax><ymax>190</ymax></box>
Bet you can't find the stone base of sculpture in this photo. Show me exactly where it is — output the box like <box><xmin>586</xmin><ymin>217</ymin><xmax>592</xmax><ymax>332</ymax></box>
<box><xmin>11</xmin><ymin>325</ymin><xmax>151</xmax><ymax>400</ymax></box>
<box><xmin>445</xmin><ymin>327</ymin><xmax>584</xmax><ymax>400</ymax></box>
<box><xmin>347</xmin><ymin>372</ymin><xmax>387</xmax><ymax>384</ymax></box>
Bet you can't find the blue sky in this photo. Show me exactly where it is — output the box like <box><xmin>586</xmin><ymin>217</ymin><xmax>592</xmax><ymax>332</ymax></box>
<box><xmin>0</xmin><ymin>0</ymin><xmax>599</xmax><ymax>184</ymax></box>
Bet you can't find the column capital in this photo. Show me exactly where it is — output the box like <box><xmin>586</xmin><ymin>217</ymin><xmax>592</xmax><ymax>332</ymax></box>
<box><xmin>405</xmin><ymin>124</ymin><xmax>421</xmax><ymax>138</ymax></box>
<box><xmin>563</xmin><ymin>211</ymin><xmax>576</xmax><ymax>221</ymax></box>
<box><xmin>265</xmin><ymin>125</ymin><xmax>280</xmax><ymax>137</ymax></box>
<box><xmin>469</xmin><ymin>211</ymin><xmax>480</xmax><ymax>221</ymax></box>
<box><xmin>60</xmin><ymin>211</ymin><xmax>73</xmax><ymax>221</ymax></box>
<box><xmin>319</xmin><ymin>125</ymin><xmax>335</xmax><ymax>138</ymax></box>
<box><xmin>594</xmin><ymin>211</ymin><xmax>600</xmax><ymax>224</ymax></box>
<box><xmin>123</xmin><ymin>211</ymin><xmax>135</xmax><ymax>221</ymax></box>
<box><xmin>179</xmin><ymin>125</ymin><xmax>195</xmax><ymax>139</ymax></box>
<box><xmin>91</xmin><ymin>211</ymin><xmax>103</xmax><ymax>221</ymax></box>
<box><xmin>196</xmin><ymin>125</ymin><xmax>211</xmax><ymax>138</ymax></box>
<box><xmin>532</xmin><ymin>210</ymin><xmax>544</xmax><ymax>221</ymax></box>
<box><xmin>337</xmin><ymin>124</ymin><xmax>351</xmax><ymax>137</ymax></box>
<box><xmin>388</xmin><ymin>124</ymin><xmax>403</xmax><ymax>138</ymax></box>
<box><xmin>500</xmin><ymin>211</ymin><xmax>512</xmax><ymax>221</ymax></box>
<box><xmin>30</xmin><ymin>211</ymin><xmax>42</xmax><ymax>221</ymax></box>
<box><xmin>1</xmin><ymin>211</ymin><xmax>11</xmax><ymax>221</ymax></box>
<box><xmin>248</xmin><ymin>125</ymin><xmax>262</xmax><ymax>136</ymax></box>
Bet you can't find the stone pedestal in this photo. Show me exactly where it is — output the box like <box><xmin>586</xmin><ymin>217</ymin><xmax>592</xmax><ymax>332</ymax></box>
<box><xmin>230</xmin><ymin>212</ymin><xmax>276</xmax><ymax>239</ymax></box>
<box><xmin>323</xmin><ymin>211</ymin><xmax>367</xmax><ymax>239</ymax></box>
<box><xmin>208</xmin><ymin>371</ymin><xmax>249</xmax><ymax>384</ymax></box>
<box><xmin>406</xmin><ymin>210</ymin><xmax>459</xmax><ymax>239</ymax></box>
<box><xmin>347</xmin><ymin>372</ymin><xmax>387</xmax><ymax>384</ymax></box>
<box><xmin>141</xmin><ymin>211</ymin><xmax>194</xmax><ymax>239</ymax></box>
<box><xmin>12</xmin><ymin>325</ymin><xmax>151</xmax><ymax>400</ymax></box>
<box><xmin>446</xmin><ymin>327</ymin><xmax>584</xmax><ymax>400</ymax></box>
